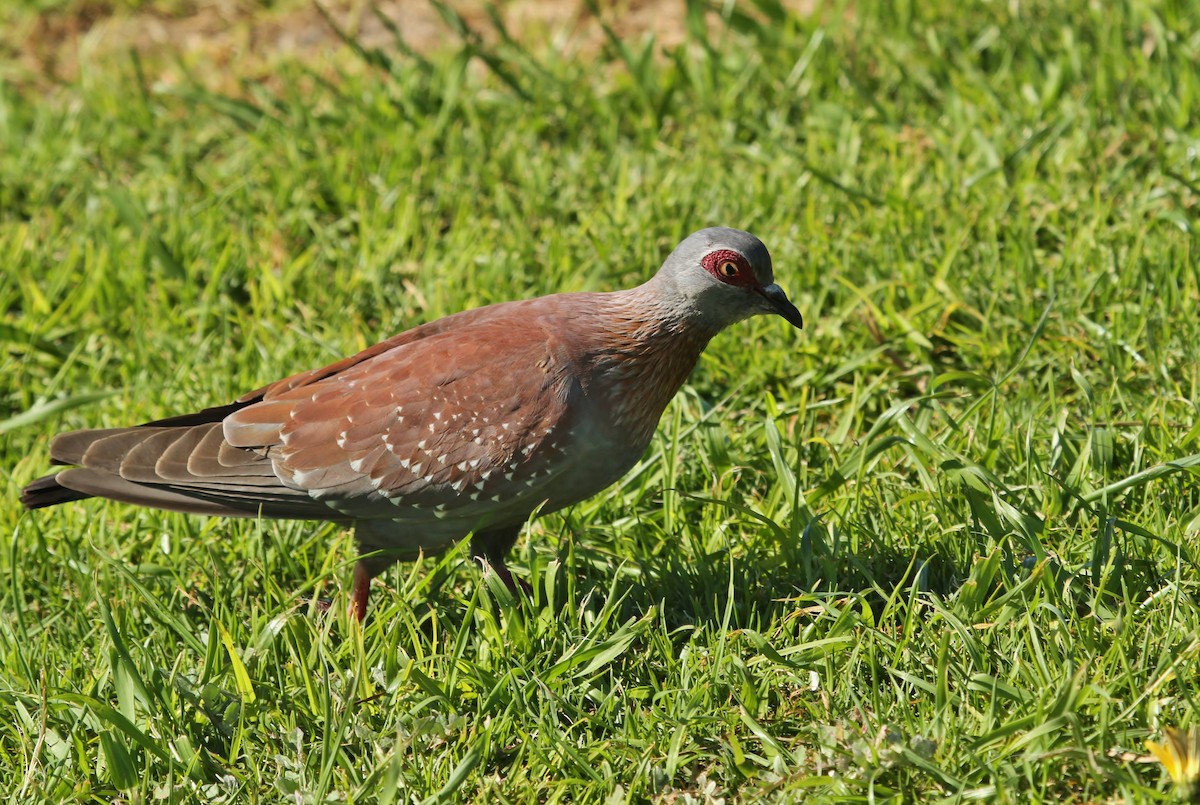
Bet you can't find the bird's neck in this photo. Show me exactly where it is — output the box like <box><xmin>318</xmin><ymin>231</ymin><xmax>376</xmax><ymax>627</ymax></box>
<box><xmin>581</xmin><ymin>286</ymin><xmax>721</xmax><ymax>442</ymax></box>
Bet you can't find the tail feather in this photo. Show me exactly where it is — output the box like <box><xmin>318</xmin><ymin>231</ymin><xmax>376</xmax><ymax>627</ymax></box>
<box><xmin>48</xmin><ymin>428</ymin><xmax>138</xmax><ymax>467</ymax></box>
<box><xmin>20</xmin><ymin>473</ymin><xmax>92</xmax><ymax>509</ymax></box>
<box><xmin>22</xmin><ymin>423</ymin><xmax>329</xmax><ymax>520</ymax></box>
<box><xmin>49</xmin><ymin>468</ymin><xmax>251</xmax><ymax>516</ymax></box>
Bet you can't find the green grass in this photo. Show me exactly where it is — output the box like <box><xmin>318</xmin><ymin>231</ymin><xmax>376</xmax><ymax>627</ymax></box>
<box><xmin>3</xmin><ymin>0</ymin><xmax>1200</xmax><ymax>800</ymax></box>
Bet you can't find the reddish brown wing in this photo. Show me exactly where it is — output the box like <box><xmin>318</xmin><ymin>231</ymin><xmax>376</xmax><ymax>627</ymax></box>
<box><xmin>223</xmin><ymin>304</ymin><xmax>582</xmax><ymax>522</ymax></box>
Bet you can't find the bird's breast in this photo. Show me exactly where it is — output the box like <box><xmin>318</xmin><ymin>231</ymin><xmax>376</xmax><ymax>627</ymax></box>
<box><xmin>585</xmin><ymin>326</ymin><xmax>712</xmax><ymax>445</ymax></box>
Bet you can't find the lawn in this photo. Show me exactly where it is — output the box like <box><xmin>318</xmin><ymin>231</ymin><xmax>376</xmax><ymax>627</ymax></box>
<box><xmin>2</xmin><ymin>0</ymin><xmax>1199</xmax><ymax>801</ymax></box>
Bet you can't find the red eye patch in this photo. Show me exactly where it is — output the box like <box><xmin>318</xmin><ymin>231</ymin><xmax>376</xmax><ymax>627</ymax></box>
<box><xmin>701</xmin><ymin>249</ymin><xmax>757</xmax><ymax>287</ymax></box>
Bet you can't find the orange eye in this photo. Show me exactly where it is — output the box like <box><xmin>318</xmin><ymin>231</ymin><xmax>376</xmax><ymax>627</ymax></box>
<box><xmin>702</xmin><ymin>249</ymin><xmax>753</xmax><ymax>286</ymax></box>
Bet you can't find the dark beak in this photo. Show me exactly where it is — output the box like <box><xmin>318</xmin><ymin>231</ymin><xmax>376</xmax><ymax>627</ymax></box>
<box><xmin>757</xmin><ymin>283</ymin><xmax>804</xmax><ymax>329</ymax></box>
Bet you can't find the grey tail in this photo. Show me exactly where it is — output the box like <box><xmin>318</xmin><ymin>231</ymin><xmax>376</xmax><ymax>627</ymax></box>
<box><xmin>20</xmin><ymin>473</ymin><xmax>91</xmax><ymax>509</ymax></box>
<box><xmin>21</xmin><ymin>400</ymin><xmax>256</xmax><ymax>512</ymax></box>
<box><xmin>21</xmin><ymin>422</ymin><xmax>327</xmax><ymax>520</ymax></box>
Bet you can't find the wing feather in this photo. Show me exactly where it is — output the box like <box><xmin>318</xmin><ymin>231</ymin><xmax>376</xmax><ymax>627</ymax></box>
<box><xmin>221</xmin><ymin>310</ymin><xmax>582</xmax><ymax>522</ymax></box>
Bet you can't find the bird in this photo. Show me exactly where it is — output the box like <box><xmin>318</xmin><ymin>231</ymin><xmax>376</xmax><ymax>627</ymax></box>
<box><xmin>20</xmin><ymin>227</ymin><xmax>803</xmax><ymax>619</ymax></box>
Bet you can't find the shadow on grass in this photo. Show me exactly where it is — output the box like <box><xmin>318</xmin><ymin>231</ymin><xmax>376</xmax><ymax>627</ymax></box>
<box><xmin>544</xmin><ymin>521</ymin><xmax>968</xmax><ymax>634</ymax></box>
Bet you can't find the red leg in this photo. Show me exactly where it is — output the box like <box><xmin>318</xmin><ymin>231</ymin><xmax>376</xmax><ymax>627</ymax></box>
<box><xmin>351</xmin><ymin>559</ymin><xmax>373</xmax><ymax>622</ymax></box>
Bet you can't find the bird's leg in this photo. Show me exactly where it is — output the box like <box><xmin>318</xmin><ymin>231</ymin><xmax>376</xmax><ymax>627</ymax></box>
<box><xmin>470</xmin><ymin>525</ymin><xmax>526</xmax><ymax>593</ymax></box>
<box><xmin>349</xmin><ymin>551</ymin><xmax>399</xmax><ymax>622</ymax></box>
<box><xmin>350</xmin><ymin>559</ymin><xmax>374</xmax><ymax>622</ymax></box>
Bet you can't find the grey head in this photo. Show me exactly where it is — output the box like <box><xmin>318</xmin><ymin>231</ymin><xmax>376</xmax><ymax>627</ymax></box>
<box><xmin>647</xmin><ymin>227</ymin><xmax>804</xmax><ymax>332</ymax></box>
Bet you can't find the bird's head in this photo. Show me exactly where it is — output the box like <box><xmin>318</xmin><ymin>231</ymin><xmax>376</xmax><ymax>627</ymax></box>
<box><xmin>651</xmin><ymin>227</ymin><xmax>804</xmax><ymax>332</ymax></box>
